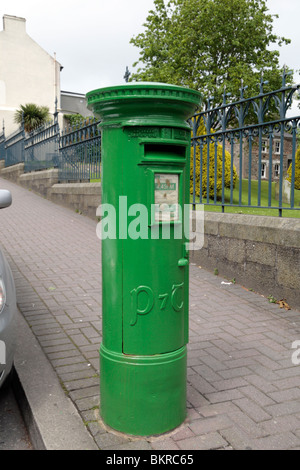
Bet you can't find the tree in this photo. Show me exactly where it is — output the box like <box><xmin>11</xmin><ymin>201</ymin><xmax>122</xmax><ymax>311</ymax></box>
<box><xmin>14</xmin><ymin>103</ymin><xmax>50</xmax><ymax>133</ymax></box>
<box><xmin>130</xmin><ymin>0</ymin><xmax>292</xmax><ymax>104</ymax></box>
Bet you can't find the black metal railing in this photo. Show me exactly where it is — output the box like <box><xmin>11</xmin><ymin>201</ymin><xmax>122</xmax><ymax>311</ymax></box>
<box><xmin>5</xmin><ymin>126</ymin><xmax>25</xmax><ymax>167</ymax></box>
<box><xmin>0</xmin><ymin>125</ymin><xmax>5</xmax><ymax>161</ymax></box>
<box><xmin>2</xmin><ymin>111</ymin><xmax>101</xmax><ymax>182</ymax></box>
<box><xmin>58</xmin><ymin>118</ymin><xmax>101</xmax><ymax>182</ymax></box>
<box><xmin>190</xmin><ymin>70</ymin><xmax>300</xmax><ymax>217</ymax></box>
<box><xmin>24</xmin><ymin>118</ymin><xmax>60</xmax><ymax>172</ymax></box>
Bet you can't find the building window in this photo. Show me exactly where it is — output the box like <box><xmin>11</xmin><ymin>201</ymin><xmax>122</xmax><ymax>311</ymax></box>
<box><xmin>262</xmin><ymin>140</ymin><xmax>267</xmax><ymax>153</ymax></box>
<box><xmin>274</xmin><ymin>163</ymin><xmax>280</xmax><ymax>178</ymax></box>
<box><xmin>274</xmin><ymin>141</ymin><xmax>281</xmax><ymax>154</ymax></box>
<box><xmin>261</xmin><ymin>162</ymin><xmax>267</xmax><ymax>178</ymax></box>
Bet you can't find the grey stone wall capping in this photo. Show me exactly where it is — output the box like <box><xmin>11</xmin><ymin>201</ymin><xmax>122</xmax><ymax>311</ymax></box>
<box><xmin>51</xmin><ymin>183</ymin><xmax>101</xmax><ymax>195</ymax></box>
<box><xmin>202</xmin><ymin>212</ymin><xmax>300</xmax><ymax>249</ymax></box>
<box><xmin>20</xmin><ymin>169</ymin><xmax>59</xmax><ymax>180</ymax></box>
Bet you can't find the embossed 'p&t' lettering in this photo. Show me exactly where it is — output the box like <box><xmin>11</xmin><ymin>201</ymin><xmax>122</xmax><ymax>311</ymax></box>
<box><xmin>171</xmin><ymin>282</ymin><xmax>184</xmax><ymax>312</ymax></box>
<box><xmin>130</xmin><ymin>286</ymin><xmax>154</xmax><ymax>326</ymax></box>
<box><xmin>129</xmin><ymin>282</ymin><xmax>185</xmax><ymax>326</ymax></box>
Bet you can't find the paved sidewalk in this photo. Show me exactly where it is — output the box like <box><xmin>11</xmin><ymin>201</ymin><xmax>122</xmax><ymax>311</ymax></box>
<box><xmin>0</xmin><ymin>177</ymin><xmax>300</xmax><ymax>450</ymax></box>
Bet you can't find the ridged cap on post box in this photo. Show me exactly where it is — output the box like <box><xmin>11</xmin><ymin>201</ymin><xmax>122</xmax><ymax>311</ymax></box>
<box><xmin>86</xmin><ymin>82</ymin><xmax>202</xmax><ymax>128</ymax></box>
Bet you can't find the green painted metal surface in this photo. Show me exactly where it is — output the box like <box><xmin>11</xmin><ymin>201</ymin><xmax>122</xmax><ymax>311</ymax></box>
<box><xmin>87</xmin><ymin>82</ymin><xmax>201</xmax><ymax>436</ymax></box>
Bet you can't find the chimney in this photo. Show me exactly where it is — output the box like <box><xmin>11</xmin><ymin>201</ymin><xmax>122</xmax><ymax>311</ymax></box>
<box><xmin>3</xmin><ymin>15</ymin><xmax>26</xmax><ymax>34</ymax></box>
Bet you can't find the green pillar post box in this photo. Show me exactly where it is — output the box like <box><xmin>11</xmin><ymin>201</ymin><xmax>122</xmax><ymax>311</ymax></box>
<box><xmin>87</xmin><ymin>82</ymin><xmax>201</xmax><ymax>436</ymax></box>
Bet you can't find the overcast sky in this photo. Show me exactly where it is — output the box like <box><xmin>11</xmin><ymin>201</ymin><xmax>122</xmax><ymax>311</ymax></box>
<box><xmin>0</xmin><ymin>0</ymin><xmax>299</xmax><ymax>100</ymax></box>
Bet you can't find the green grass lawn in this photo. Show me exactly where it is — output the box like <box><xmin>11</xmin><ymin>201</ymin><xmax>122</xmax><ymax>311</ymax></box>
<box><xmin>191</xmin><ymin>179</ymin><xmax>300</xmax><ymax>218</ymax></box>
<box><xmin>90</xmin><ymin>178</ymin><xmax>101</xmax><ymax>183</ymax></box>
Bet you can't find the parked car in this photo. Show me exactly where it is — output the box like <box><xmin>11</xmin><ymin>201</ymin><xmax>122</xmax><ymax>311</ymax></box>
<box><xmin>0</xmin><ymin>189</ymin><xmax>17</xmax><ymax>388</ymax></box>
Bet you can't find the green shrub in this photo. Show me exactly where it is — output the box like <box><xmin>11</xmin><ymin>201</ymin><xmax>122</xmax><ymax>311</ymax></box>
<box><xmin>64</xmin><ymin>114</ymin><xmax>94</xmax><ymax>128</ymax></box>
<box><xmin>190</xmin><ymin>120</ymin><xmax>237</xmax><ymax>199</ymax></box>
<box><xmin>287</xmin><ymin>147</ymin><xmax>300</xmax><ymax>190</ymax></box>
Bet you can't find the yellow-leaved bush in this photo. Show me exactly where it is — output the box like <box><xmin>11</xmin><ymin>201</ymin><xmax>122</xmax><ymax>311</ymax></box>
<box><xmin>190</xmin><ymin>119</ymin><xmax>237</xmax><ymax>199</ymax></box>
<box><xmin>287</xmin><ymin>147</ymin><xmax>300</xmax><ymax>190</ymax></box>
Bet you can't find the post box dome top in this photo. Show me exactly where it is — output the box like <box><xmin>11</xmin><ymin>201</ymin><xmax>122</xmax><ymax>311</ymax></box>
<box><xmin>86</xmin><ymin>82</ymin><xmax>202</xmax><ymax>128</ymax></box>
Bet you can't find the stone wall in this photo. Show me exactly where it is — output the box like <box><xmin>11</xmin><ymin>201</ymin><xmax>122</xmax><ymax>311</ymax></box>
<box><xmin>190</xmin><ymin>212</ymin><xmax>300</xmax><ymax>308</ymax></box>
<box><xmin>0</xmin><ymin>162</ymin><xmax>25</xmax><ymax>184</ymax></box>
<box><xmin>20</xmin><ymin>169</ymin><xmax>59</xmax><ymax>199</ymax></box>
<box><xmin>0</xmin><ymin>165</ymin><xmax>101</xmax><ymax>220</ymax></box>
<box><xmin>51</xmin><ymin>183</ymin><xmax>101</xmax><ymax>219</ymax></box>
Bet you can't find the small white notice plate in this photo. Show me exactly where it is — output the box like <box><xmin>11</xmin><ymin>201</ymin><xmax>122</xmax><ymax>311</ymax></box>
<box><xmin>154</xmin><ymin>173</ymin><xmax>179</xmax><ymax>221</ymax></box>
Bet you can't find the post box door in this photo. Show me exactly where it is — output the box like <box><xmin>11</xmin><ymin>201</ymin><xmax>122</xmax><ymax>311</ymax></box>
<box><xmin>122</xmin><ymin>159</ymin><xmax>189</xmax><ymax>356</ymax></box>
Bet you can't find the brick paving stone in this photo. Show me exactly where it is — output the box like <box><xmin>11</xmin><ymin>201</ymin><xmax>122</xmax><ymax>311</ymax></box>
<box><xmin>150</xmin><ymin>438</ymin><xmax>180</xmax><ymax>450</ymax></box>
<box><xmin>69</xmin><ymin>333</ymin><xmax>91</xmax><ymax>347</ymax></box>
<box><xmin>268</xmin><ymin>387</ymin><xmax>300</xmax><ymax>403</ymax></box>
<box><xmin>187</xmin><ymin>385</ymin><xmax>210</xmax><ymax>408</ymax></box>
<box><xmin>64</xmin><ymin>377</ymin><xmax>99</xmax><ymax>392</ymax></box>
<box><xmin>261</xmin><ymin>416</ymin><xmax>300</xmax><ymax>434</ymax></box>
<box><xmin>239</xmin><ymin>385</ymin><xmax>276</xmax><ymax>407</ymax></box>
<box><xmin>205</xmin><ymin>389</ymin><xmax>244</xmax><ymax>404</ymax></box>
<box><xmin>251</xmin><ymin>432</ymin><xmax>300</xmax><ymax>450</ymax></box>
<box><xmin>188</xmin><ymin>373</ymin><xmax>216</xmax><ymax>395</ymax></box>
<box><xmin>43</xmin><ymin>343</ymin><xmax>78</xmax><ymax>355</ymax></box>
<box><xmin>275</xmin><ymin>366</ymin><xmax>300</xmax><ymax>379</ymax></box>
<box><xmin>192</xmin><ymin>364</ymin><xmax>223</xmax><ymax>383</ymax></box>
<box><xmin>223</xmin><ymin>357</ymin><xmax>258</xmax><ymax>369</ymax></box>
<box><xmin>58</xmin><ymin>368</ymin><xmax>97</xmax><ymax>383</ymax></box>
<box><xmin>233</xmin><ymin>397</ymin><xmax>272</xmax><ymax>423</ymax></box>
<box><xmin>51</xmin><ymin>355</ymin><xmax>85</xmax><ymax>368</ymax></box>
<box><xmin>229</xmin><ymin>411</ymin><xmax>269</xmax><ymax>439</ymax></box>
<box><xmin>56</xmin><ymin>362</ymin><xmax>94</xmax><ymax>375</ymax></box>
<box><xmin>198</xmin><ymin>402</ymin><xmax>240</xmax><ymax>418</ymax></box>
<box><xmin>39</xmin><ymin>337</ymin><xmax>73</xmax><ymax>349</ymax></box>
<box><xmin>113</xmin><ymin>441</ymin><xmax>153</xmax><ymax>450</ymax></box>
<box><xmin>275</xmin><ymin>376</ymin><xmax>300</xmax><ymax>390</ymax></box>
<box><xmin>47</xmin><ymin>349</ymin><xmax>82</xmax><ymax>361</ymax></box>
<box><xmin>189</xmin><ymin>416</ymin><xmax>233</xmax><ymax>435</ymax></box>
<box><xmin>171</xmin><ymin>426</ymin><xmax>195</xmax><ymax>441</ymax></box>
<box><xmin>94</xmin><ymin>431</ymin><xmax>131</xmax><ymax>450</ymax></box>
<box><xmin>177</xmin><ymin>432</ymin><xmax>228</xmax><ymax>450</ymax></box>
<box><xmin>1</xmin><ymin>177</ymin><xmax>300</xmax><ymax>450</ymax></box>
<box><xmin>220</xmin><ymin>427</ymin><xmax>257</xmax><ymax>450</ymax></box>
<box><xmin>213</xmin><ymin>377</ymin><xmax>248</xmax><ymax>392</ymax></box>
<box><xmin>252</xmin><ymin>353</ymin><xmax>284</xmax><ymax>371</ymax></box>
<box><xmin>218</xmin><ymin>367</ymin><xmax>253</xmax><ymax>380</ymax></box>
<box><xmin>247</xmin><ymin>365</ymin><xmax>280</xmax><ymax>382</ymax></box>
<box><xmin>74</xmin><ymin>395</ymin><xmax>99</xmax><ymax>412</ymax></box>
<box><xmin>265</xmin><ymin>401</ymin><xmax>300</xmax><ymax>418</ymax></box>
<box><xmin>69</xmin><ymin>385</ymin><xmax>100</xmax><ymax>401</ymax></box>
<box><xmin>186</xmin><ymin>408</ymin><xmax>202</xmax><ymax>421</ymax></box>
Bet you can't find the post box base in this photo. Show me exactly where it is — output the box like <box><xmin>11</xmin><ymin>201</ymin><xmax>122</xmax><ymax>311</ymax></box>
<box><xmin>99</xmin><ymin>344</ymin><xmax>187</xmax><ymax>436</ymax></box>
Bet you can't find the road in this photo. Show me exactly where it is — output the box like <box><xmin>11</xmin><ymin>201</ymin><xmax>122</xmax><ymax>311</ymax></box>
<box><xmin>0</xmin><ymin>383</ymin><xmax>33</xmax><ymax>450</ymax></box>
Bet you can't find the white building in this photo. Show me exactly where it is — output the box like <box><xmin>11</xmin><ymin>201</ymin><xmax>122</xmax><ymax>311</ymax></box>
<box><xmin>0</xmin><ymin>15</ymin><xmax>62</xmax><ymax>135</ymax></box>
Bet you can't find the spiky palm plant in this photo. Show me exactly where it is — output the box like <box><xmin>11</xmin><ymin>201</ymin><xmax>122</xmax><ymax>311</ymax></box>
<box><xmin>14</xmin><ymin>103</ymin><xmax>51</xmax><ymax>133</ymax></box>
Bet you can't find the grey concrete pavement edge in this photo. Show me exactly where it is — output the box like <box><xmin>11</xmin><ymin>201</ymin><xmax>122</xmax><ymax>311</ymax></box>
<box><xmin>13</xmin><ymin>309</ymin><xmax>98</xmax><ymax>450</ymax></box>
